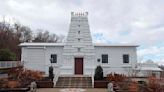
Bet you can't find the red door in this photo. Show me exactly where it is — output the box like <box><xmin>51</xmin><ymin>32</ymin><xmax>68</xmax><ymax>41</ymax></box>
<box><xmin>75</xmin><ymin>58</ymin><xmax>83</xmax><ymax>74</ymax></box>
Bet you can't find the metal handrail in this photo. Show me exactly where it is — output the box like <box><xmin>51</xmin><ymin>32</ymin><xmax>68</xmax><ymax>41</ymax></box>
<box><xmin>53</xmin><ymin>66</ymin><xmax>60</xmax><ymax>86</ymax></box>
<box><xmin>0</xmin><ymin>61</ymin><xmax>21</xmax><ymax>68</ymax></box>
<box><xmin>91</xmin><ymin>72</ymin><xmax>94</xmax><ymax>88</ymax></box>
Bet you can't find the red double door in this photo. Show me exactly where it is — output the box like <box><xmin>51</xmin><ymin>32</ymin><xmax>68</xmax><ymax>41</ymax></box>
<box><xmin>75</xmin><ymin>58</ymin><xmax>83</xmax><ymax>74</ymax></box>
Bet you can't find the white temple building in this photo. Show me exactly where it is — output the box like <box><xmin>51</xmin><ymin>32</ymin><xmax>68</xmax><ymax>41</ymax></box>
<box><xmin>20</xmin><ymin>12</ymin><xmax>144</xmax><ymax>77</ymax></box>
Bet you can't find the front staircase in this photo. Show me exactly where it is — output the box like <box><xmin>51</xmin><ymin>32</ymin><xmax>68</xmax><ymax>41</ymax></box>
<box><xmin>55</xmin><ymin>75</ymin><xmax>92</xmax><ymax>88</ymax></box>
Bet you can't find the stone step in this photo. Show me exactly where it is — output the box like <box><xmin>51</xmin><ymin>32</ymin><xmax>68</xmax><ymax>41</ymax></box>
<box><xmin>56</xmin><ymin>83</ymin><xmax>92</xmax><ymax>86</ymax></box>
<box><xmin>55</xmin><ymin>86</ymin><xmax>92</xmax><ymax>88</ymax></box>
<box><xmin>56</xmin><ymin>82</ymin><xmax>92</xmax><ymax>84</ymax></box>
<box><xmin>55</xmin><ymin>76</ymin><xmax>92</xmax><ymax>88</ymax></box>
<box><xmin>59</xmin><ymin>74</ymin><xmax>90</xmax><ymax>77</ymax></box>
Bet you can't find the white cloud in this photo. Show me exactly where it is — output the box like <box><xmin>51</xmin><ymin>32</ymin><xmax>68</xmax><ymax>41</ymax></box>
<box><xmin>0</xmin><ymin>0</ymin><xmax>164</xmax><ymax>64</ymax></box>
<box><xmin>137</xmin><ymin>46</ymin><xmax>164</xmax><ymax>64</ymax></box>
<box><xmin>138</xmin><ymin>46</ymin><xmax>164</xmax><ymax>56</ymax></box>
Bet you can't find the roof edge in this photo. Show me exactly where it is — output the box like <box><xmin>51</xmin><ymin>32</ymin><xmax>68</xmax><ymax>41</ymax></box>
<box><xmin>19</xmin><ymin>42</ymin><xmax>139</xmax><ymax>47</ymax></box>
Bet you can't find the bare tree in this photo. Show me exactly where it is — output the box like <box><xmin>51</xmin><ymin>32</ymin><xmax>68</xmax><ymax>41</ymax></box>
<box><xmin>14</xmin><ymin>23</ymin><xmax>33</xmax><ymax>42</ymax></box>
<box><xmin>33</xmin><ymin>30</ymin><xmax>61</xmax><ymax>43</ymax></box>
<box><xmin>0</xmin><ymin>17</ymin><xmax>65</xmax><ymax>60</ymax></box>
<box><xmin>0</xmin><ymin>22</ymin><xmax>20</xmax><ymax>60</ymax></box>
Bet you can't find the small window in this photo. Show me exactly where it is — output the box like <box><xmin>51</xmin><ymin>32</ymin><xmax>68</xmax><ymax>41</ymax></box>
<box><xmin>50</xmin><ymin>54</ymin><xmax>57</xmax><ymax>63</ymax></box>
<box><xmin>97</xmin><ymin>59</ymin><xmax>100</xmax><ymax>62</ymax></box>
<box><xmin>123</xmin><ymin>54</ymin><xmax>129</xmax><ymax>63</ymax></box>
<box><xmin>102</xmin><ymin>54</ymin><xmax>108</xmax><ymax>63</ymax></box>
<box><xmin>78</xmin><ymin>38</ymin><xmax>80</xmax><ymax>42</ymax></box>
<box><xmin>77</xmin><ymin>48</ymin><xmax>80</xmax><ymax>52</ymax></box>
<box><xmin>78</xmin><ymin>31</ymin><xmax>80</xmax><ymax>34</ymax></box>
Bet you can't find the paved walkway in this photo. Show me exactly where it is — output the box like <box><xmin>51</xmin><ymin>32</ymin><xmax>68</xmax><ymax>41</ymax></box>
<box><xmin>36</xmin><ymin>88</ymin><xmax>107</xmax><ymax>92</ymax></box>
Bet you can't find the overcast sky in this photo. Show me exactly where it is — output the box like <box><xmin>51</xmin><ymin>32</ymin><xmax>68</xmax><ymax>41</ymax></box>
<box><xmin>0</xmin><ymin>0</ymin><xmax>164</xmax><ymax>65</ymax></box>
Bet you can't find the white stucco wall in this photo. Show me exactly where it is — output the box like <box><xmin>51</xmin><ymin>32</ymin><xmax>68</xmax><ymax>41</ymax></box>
<box><xmin>21</xmin><ymin>46</ymin><xmax>64</xmax><ymax>74</ymax></box>
<box><xmin>21</xmin><ymin>44</ymin><xmax>137</xmax><ymax>76</ymax></box>
<box><xmin>94</xmin><ymin>46</ymin><xmax>137</xmax><ymax>76</ymax></box>
<box><xmin>21</xmin><ymin>47</ymin><xmax>46</xmax><ymax>72</ymax></box>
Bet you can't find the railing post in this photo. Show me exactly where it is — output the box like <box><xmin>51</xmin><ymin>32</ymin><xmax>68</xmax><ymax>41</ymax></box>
<box><xmin>92</xmin><ymin>72</ymin><xmax>94</xmax><ymax>88</ymax></box>
<box><xmin>0</xmin><ymin>62</ymin><xmax>1</xmax><ymax>68</ymax></box>
<box><xmin>53</xmin><ymin>65</ymin><xmax>60</xmax><ymax>87</ymax></box>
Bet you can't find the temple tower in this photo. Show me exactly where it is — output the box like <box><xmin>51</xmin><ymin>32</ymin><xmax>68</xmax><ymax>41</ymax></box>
<box><xmin>62</xmin><ymin>12</ymin><xmax>95</xmax><ymax>75</ymax></box>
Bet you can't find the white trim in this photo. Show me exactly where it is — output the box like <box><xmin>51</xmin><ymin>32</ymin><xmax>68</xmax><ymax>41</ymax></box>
<box><xmin>19</xmin><ymin>43</ymin><xmax>139</xmax><ymax>47</ymax></box>
<box><xmin>27</xmin><ymin>47</ymin><xmax>45</xmax><ymax>49</ymax></box>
